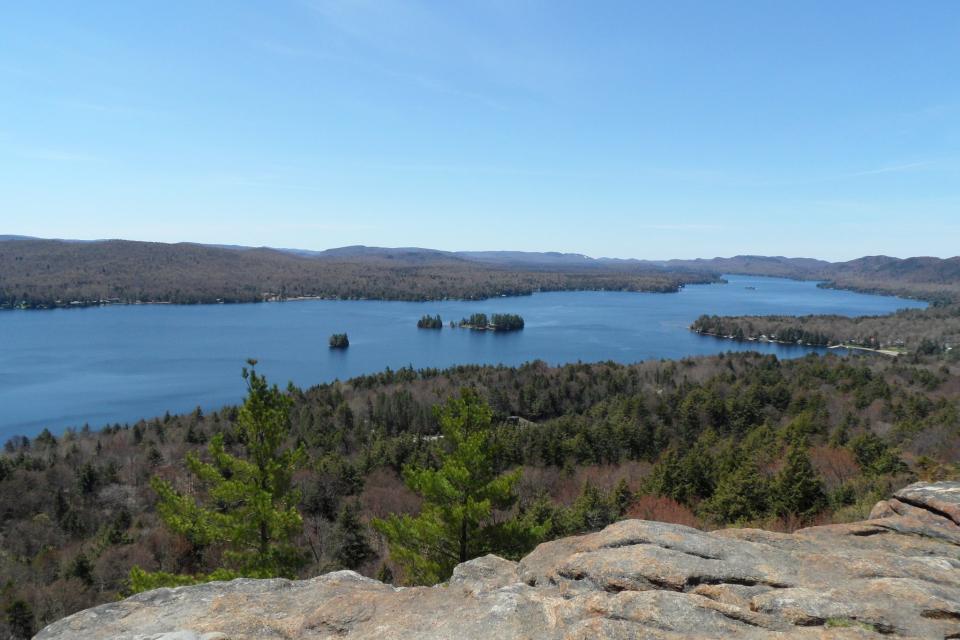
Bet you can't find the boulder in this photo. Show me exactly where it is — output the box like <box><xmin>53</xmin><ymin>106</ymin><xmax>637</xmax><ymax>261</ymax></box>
<box><xmin>35</xmin><ymin>481</ymin><xmax>960</xmax><ymax>639</ymax></box>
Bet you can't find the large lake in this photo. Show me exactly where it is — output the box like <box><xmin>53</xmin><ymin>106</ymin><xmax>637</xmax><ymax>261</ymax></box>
<box><xmin>0</xmin><ymin>275</ymin><xmax>926</xmax><ymax>439</ymax></box>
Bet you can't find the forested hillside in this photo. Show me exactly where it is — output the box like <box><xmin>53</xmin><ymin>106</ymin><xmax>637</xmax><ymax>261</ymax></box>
<box><xmin>2</xmin><ymin>352</ymin><xmax>958</xmax><ymax>636</ymax></box>
<box><xmin>822</xmin><ymin>255</ymin><xmax>960</xmax><ymax>301</ymax></box>
<box><xmin>0</xmin><ymin>239</ymin><xmax>716</xmax><ymax>309</ymax></box>
<box><xmin>660</xmin><ymin>254</ymin><xmax>960</xmax><ymax>301</ymax></box>
<box><xmin>692</xmin><ymin>305</ymin><xmax>960</xmax><ymax>354</ymax></box>
<box><xmin>679</xmin><ymin>253</ymin><xmax>960</xmax><ymax>356</ymax></box>
<box><xmin>4</xmin><ymin>238</ymin><xmax>959</xmax><ymax>310</ymax></box>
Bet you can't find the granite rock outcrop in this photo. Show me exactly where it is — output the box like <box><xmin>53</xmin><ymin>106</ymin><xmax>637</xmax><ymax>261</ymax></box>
<box><xmin>36</xmin><ymin>481</ymin><xmax>960</xmax><ymax>639</ymax></box>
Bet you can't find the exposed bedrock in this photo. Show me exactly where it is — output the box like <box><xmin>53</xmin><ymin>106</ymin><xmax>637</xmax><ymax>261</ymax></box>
<box><xmin>36</xmin><ymin>481</ymin><xmax>960</xmax><ymax>639</ymax></box>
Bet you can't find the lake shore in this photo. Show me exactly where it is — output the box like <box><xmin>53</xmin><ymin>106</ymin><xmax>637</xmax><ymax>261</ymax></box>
<box><xmin>0</xmin><ymin>276</ymin><xmax>925</xmax><ymax>438</ymax></box>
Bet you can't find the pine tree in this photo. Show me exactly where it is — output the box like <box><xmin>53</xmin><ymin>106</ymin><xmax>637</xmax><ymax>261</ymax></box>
<box><xmin>773</xmin><ymin>442</ymin><xmax>826</xmax><ymax>518</ymax></box>
<box><xmin>572</xmin><ymin>481</ymin><xmax>617</xmax><ymax>530</ymax></box>
<box><xmin>5</xmin><ymin>599</ymin><xmax>34</xmax><ymax>640</ymax></box>
<box><xmin>644</xmin><ymin>448</ymin><xmax>685</xmax><ymax>502</ymax></box>
<box><xmin>131</xmin><ymin>362</ymin><xmax>307</xmax><ymax>591</ymax></box>
<box><xmin>700</xmin><ymin>457</ymin><xmax>769</xmax><ymax>524</ymax></box>
<box><xmin>146</xmin><ymin>444</ymin><xmax>164</xmax><ymax>467</ymax></box>
<box><xmin>334</xmin><ymin>501</ymin><xmax>374</xmax><ymax>570</ymax></box>
<box><xmin>376</xmin><ymin>563</ymin><xmax>394</xmax><ymax>584</ymax></box>
<box><xmin>77</xmin><ymin>462</ymin><xmax>99</xmax><ymax>495</ymax></box>
<box><xmin>373</xmin><ymin>389</ymin><xmax>547</xmax><ymax>585</ymax></box>
<box><xmin>68</xmin><ymin>551</ymin><xmax>95</xmax><ymax>586</ymax></box>
<box><xmin>614</xmin><ymin>478</ymin><xmax>634</xmax><ymax>515</ymax></box>
<box><xmin>54</xmin><ymin>487</ymin><xmax>70</xmax><ymax>523</ymax></box>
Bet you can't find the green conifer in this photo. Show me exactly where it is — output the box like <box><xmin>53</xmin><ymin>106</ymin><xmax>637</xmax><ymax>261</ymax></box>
<box><xmin>773</xmin><ymin>442</ymin><xmax>826</xmax><ymax>518</ymax></box>
<box><xmin>334</xmin><ymin>501</ymin><xmax>374</xmax><ymax>570</ymax></box>
<box><xmin>131</xmin><ymin>362</ymin><xmax>306</xmax><ymax>591</ymax></box>
<box><xmin>700</xmin><ymin>457</ymin><xmax>769</xmax><ymax>524</ymax></box>
<box><xmin>373</xmin><ymin>389</ymin><xmax>547</xmax><ymax>585</ymax></box>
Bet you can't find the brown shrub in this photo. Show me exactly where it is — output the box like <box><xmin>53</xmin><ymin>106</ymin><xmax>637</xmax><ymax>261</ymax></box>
<box><xmin>625</xmin><ymin>495</ymin><xmax>700</xmax><ymax>529</ymax></box>
<box><xmin>360</xmin><ymin>468</ymin><xmax>421</xmax><ymax>519</ymax></box>
<box><xmin>518</xmin><ymin>462</ymin><xmax>652</xmax><ymax>507</ymax></box>
<box><xmin>809</xmin><ymin>446</ymin><xmax>859</xmax><ymax>491</ymax></box>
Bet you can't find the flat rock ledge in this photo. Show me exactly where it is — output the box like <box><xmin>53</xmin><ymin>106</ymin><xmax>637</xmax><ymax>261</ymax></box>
<box><xmin>36</xmin><ymin>481</ymin><xmax>960</xmax><ymax>639</ymax></box>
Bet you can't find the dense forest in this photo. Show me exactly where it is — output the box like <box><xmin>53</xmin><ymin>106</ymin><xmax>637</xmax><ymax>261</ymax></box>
<box><xmin>3</xmin><ymin>351</ymin><xmax>958</xmax><ymax>637</ymax></box>
<box><xmin>0</xmin><ymin>239</ymin><xmax>716</xmax><ymax>309</ymax></box>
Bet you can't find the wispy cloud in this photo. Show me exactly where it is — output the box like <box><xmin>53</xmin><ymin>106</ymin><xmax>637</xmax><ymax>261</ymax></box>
<box><xmin>353</xmin><ymin>160</ymin><xmax>586</xmax><ymax>179</ymax></box>
<box><xmin>225</xmin><ymin>177</ymin><xmax>330</xmax><ymax>192</ymax></box>
<box><xmin>634</xmin><ymin>223</ymin><xmax>723</xmax><ymax>231</ymax></box>
<box><xmin>256</xmin><ymin>37</ymin><xmax>509</xmax><ymax>110</ymax></box>
<box><xmin>278</xmin><ymin>0</ymin><xmax>572</xmax><ymax>108</ymax></box>
<box><xmin>847</xmin><ymin>160</ymin><xmax>935</xmax><ymax>177</ymax></box>
<box><xmin>895</xmin><ymin>103</ymin><xmax>958</xmax><ymax>125</ymax></box>
<box><xmin>63</xmin><ymin>100</ymin><xmax>164</xmax><ymax>118</ymax></box>
<box><xmin>20</xmin><ymin>148</ymin><xmax>99</xmax><ymax>162</ymax></box>
<box><xmin>263</xmin><ymin>222</ymin><xmax>380</xmax><ymax>233</ymax></box>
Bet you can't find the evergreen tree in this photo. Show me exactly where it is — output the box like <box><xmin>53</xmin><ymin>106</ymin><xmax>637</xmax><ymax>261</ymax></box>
<box><xmin>373</xmin><ymin>389</ymin><xmax>547</xmax><ymax>585</ymax></box>
<box><xmin>644</xmin><ymin>448</ymin><xmax>686</xmax><ymax>502</ymax></box>
<box><xmin>334</xmin><ymin>501</ymin><xmax>374</xmax><ymax>570</ymax></box>
<box><xmin>613</xmin><ymin>478</ymin><xmax>634</xmax><ymax>516</ymax></box>
<box><xmin>773</xmin><ymin>442</ymin><xmax>826</xmax><ymax>518</ymax></box>
<box><xmin>67</xmin><ymin>551</ymin><xmax>95</xmax><ymax>586</ymax></box>
<box><xmin>4</xmin><ymin>599</ymin><xmax>34</xmax><ymax>640</ymax></box>
<box><xmin>700</xmin><ymin>457</ymin><xmax>769</xmax><ymax>524</ymax></box>
<box><xmin>54</xmin><ymin>487</ymin><xmax>70</xmax><ymax>523</ymax></box>
<box><xmin>77</xmin><ymin>462</ymin><xmax>99</xmax><ymax>495</ymax></box>
<box><xmin>849</xmin><ymin>432</ymin><xmax>907</xmax><ymax>475</ymax></box>
<box><xmin>146</xmin><ymin>444</ymin><xmax>164</xmax><ymax>467</ymax></box>
<box><xmin>376</xmin><ymin>563</ymin><xmax>394</xmax><ymax>584</ymax></box>
<box><xmin>572</xmin><ymin>481</ymin><xmax>617</xmax><ymax>530</ymax></box>
<box><xmin>132</xmin><ymin>362</ymin><xmax>306</xmax><ymax>591</ymax></box>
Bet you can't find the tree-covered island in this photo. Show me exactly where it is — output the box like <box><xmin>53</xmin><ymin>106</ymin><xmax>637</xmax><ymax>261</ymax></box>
<box><xmin>329</xmin><ymin>333</ymin><xmax>350</xmax><ymax>348</ymax></box>
<box><xmin>417</xmin><ymin>314</ymin><xmax>443</xmax><ymax>329</ymax></box>
<box><xmin>458</xmin><ymin>313</ymin><xmax>524</xmax><ymax>331</ymax></box>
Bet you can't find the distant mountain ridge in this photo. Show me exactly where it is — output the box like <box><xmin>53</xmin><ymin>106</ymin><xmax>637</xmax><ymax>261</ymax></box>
<box><xmin>2</xmin><ymin>236</ymin><xmax>957</xmax><ymax>303</ymax></box>
<box><xmin>0</xmin><ymin>237</ymin><xmax>716</xmax><ymax>308</ymax></box>
<box><xmin>3</xmin><ymin>236</ymin><xmax>957</xmax><ymax>274</ymax></box>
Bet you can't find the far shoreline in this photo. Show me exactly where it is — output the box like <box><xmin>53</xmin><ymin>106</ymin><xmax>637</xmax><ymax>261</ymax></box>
<box><xmin>0</xmin><ymin>273</ymin><xmax>936</xmax><ymax>312</ymax></box>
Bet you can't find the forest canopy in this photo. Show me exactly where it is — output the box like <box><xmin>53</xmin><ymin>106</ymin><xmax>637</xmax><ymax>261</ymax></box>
<box><xmin>2</xmin><ymin>351</ymin><xmax>958</xmax><ymax>636</ymax></box>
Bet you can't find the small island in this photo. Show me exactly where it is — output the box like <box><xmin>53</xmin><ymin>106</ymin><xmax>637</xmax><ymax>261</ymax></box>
<box><xmin>458</xmin><ymin>312</ymin><xmax>524</xmax><ymax>332</ymax></box>
<box><xmin>328</xmin><ymin>333</ymin><xmax>349</xmax><ymax>348</ymax></box>
<box><xmin>417</xmin><ymin>314</ymin><xmax>443</xmax><ymax>329</ymax></box>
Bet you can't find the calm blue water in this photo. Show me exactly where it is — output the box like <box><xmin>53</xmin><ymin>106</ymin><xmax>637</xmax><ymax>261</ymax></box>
<box><xmin>0</xmin><ymin>275</ymin><xmax>926</xmax><ymax>438</ymax></box>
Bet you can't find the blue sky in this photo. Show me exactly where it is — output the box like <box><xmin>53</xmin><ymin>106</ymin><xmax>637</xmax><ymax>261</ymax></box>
<box><xmin>1</xmin><ymin>1</ymin><xmax>958</xmax><ymax>260</ymax></box>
